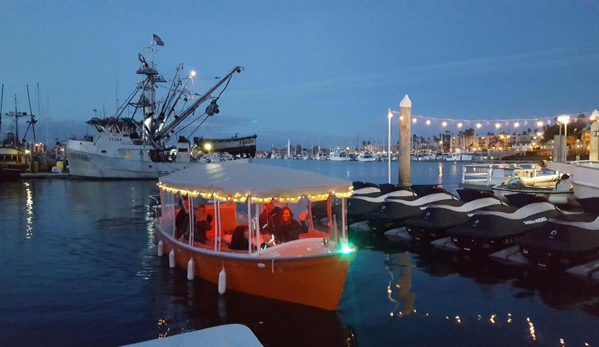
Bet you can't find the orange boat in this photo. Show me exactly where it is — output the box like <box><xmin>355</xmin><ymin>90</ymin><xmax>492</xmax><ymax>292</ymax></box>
<box><xmin>153</xmin><ymin>160</ymin><xmax>356</xmax><ymax>310</ymax></box>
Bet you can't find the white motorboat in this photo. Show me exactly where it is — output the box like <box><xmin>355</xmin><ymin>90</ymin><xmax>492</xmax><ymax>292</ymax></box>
<box><xmin>356</xmin><ymin>151</ymin><xmax>377</xmax><ymax>162</ymax></box>
<box><xmin>329</xmin><ymin>149</ymin><xmax>351</xmax><ymax>161</ymax></box>
<box><xmin>547</xmin><ymin>161</ymin><xmax>599</xmax><ymax>199</ymax></box>
<box><xmin>443</xmin><ymin>152</ymin><xmax>473</xmax><ymax>162</ymax></box>
<box><xmin>67</xmin><ymin>44</ymin><xmax>246</xmax><ymax>179</ymax></box>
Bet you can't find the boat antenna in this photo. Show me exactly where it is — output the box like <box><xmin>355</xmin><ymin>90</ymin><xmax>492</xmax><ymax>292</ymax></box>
<box><xmin>0</xmin><ymin>84</ymin><xmax>3</xmax><ymax>136</ymax></box>
<box><xmin>23</xmin><ymin>85</ymin><xmax>38</xmax><ymax>143</ymax></box>
<box><xmin>14</xmin><ymin>94</ymin><xmax>19</xmax><ymax>145</ymax></box>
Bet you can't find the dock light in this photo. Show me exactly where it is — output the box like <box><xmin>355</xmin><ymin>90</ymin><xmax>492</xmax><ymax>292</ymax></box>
<box><xmin>204</xmin><ymin>143</ymin><xmax>212</xmax><ymax>154</ymax></box>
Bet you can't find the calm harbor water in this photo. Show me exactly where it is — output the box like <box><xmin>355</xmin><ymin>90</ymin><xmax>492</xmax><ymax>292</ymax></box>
<box><xmin>1</xmin><ymin>159</ymin><xmax>598</xmax><ymax>347</ymax></box>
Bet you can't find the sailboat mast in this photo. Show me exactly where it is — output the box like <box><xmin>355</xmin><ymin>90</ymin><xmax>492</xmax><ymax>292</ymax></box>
<box><xmin>0</xmin><ymin>84</ymin><xmax>3</xmax><ymax>136</ymax></box>
<box><xmin>27</xmin><ymin>84</ymin><xmax>37</xmax><ymax>143</ymax></box>
<box><xmin>14</xmin><ymin>94</ymin><xmax>19</xmax><ymax>144</ymax></box>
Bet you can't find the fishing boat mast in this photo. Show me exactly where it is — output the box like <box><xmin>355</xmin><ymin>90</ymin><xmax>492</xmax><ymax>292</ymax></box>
<box><xmin>0</xmin><ymin>84</ymin><xmax>3</xmax><ymax>137</ymax></box>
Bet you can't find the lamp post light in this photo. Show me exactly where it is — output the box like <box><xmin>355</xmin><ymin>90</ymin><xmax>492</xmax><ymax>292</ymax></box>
<box><xmin>387</xmin><ymin>109</ymin><xmax>393</xmax><ymax>184</ymax></box>
<box><xmin>557</xmin><ymin>115</ymin><xmax>570</xmax><ymax>162</ymax></box>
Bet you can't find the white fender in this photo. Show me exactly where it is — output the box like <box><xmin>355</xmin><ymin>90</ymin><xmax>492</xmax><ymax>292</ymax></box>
<box><xmin>169</xmin><ymin>249</ymin><xmax>175</xmax><ymax>268</ymax></box>
<box><xmin>157</xmin><ymin>241</ymin><xmax>164</xmax><ymax>257</ymax></box>
<box><xmin>187</xmin><ymin>258</ymin><xmax>195</xmax><ymax>280</ymax></box>
<box><xmin>218</xmin><ymin>265</ymin><xmax>227</xmax><ymax>295</ymax></box>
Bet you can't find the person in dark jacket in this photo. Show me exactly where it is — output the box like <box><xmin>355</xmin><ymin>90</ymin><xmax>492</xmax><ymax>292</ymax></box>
<box><xmin>193</xmin><ymin>203</ymin><xmax>213</xmax><ymax>243</ymax></box>
<box><xmin>276</xmin><ymin>207</ymin><xmax>308</xmax><ymax>242</ymax></box>
<box><xmin>175</xmin><ymin>198</ymin><xmax>190</xmax><ymax>239</ymax></box>
<box><xmin>259</xmin><ymin>200</ymin><xmax>281</xmax><ymax>235</ymax></box>
<box><xmin>229</xmin><ymin>225</ymin><xmax>250</xmax><ymax>250</ymax></box>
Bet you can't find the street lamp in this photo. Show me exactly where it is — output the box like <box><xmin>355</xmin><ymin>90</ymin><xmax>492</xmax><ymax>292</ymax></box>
<box><xmin>387</xmin><ymin>109</ymin><xmax>393</xmax><ymax>184</ymax></box>
<box><xmin>557</xmin><ymin>114</ymin><xmax>570</xmax><ymax>162</ymax></box>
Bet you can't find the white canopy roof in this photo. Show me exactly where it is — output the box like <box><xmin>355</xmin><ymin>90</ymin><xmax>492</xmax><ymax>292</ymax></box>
<box><xmin>158</xmin><ymin>160</ymin><xmax>353</xmax><ymax>202</ymax></box>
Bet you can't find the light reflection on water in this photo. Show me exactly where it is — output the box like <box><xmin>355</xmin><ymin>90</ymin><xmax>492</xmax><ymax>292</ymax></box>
<box><xmin>0</xmin><ymin>160</ymin><xmax>598</xmax><ymax>347</ymax></box>
<box><xmin>25</xmin><ymin>182</ymin><xmax>33</xmax><ymax>239</ymax></box>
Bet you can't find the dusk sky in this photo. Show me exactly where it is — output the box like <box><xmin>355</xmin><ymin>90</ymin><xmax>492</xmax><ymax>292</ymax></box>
<box><xmin>1</xmin><ymin>0</ymin><xmax>599</xmax><ymax>149</ymax></box>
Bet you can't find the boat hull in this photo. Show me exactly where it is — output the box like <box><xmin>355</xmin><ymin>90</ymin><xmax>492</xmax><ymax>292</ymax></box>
<box><xmin>67</xmin><ymin>140</ymin><xmax>198</xmax><ymax>179</ymax></box>
<box><xmin>155</xmin><ymin>225</ymin><xmax>353</xmax><ymax>311</ymax></box>
<box><xmin>194</xmin><ymin>135</ymin><xmax>257</xmax><ymax>157</ymax></box>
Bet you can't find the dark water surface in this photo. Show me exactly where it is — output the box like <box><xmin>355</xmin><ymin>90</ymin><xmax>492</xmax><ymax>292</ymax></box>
<box><xmin>1</xmin><ymin>160</ymin><xmax>597</xmax><ymax>346</ymax></box>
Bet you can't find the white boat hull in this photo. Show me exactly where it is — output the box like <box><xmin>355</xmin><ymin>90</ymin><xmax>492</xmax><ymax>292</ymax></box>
<box><xmin>67</xmin><ymin>140</ymin><xmax>196</xmax><ymax>179</ymax></box>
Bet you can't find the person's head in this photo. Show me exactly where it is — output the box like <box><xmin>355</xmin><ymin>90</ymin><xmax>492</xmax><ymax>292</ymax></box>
<box><xmin>232</xmin><ymin>225</ymin><xmax>249</xmax><ymax>242</ymax></box>
<box><xmin>264</xmin><ymin>199</ymin><xmax>277</xmax><ymax>213</ymax></box>
<box><xmin>281</xmin><ymin>207</ymin><xmax>294</xmax><ymax>224</ymax></box>
<box><xmin>196</xmin><ymin>203</ymin><xmax>207</xmax><ymax>216</ymax></box>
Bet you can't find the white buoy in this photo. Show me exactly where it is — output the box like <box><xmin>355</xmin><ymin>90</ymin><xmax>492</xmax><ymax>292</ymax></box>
<box><xmin>218</xmin><ymin>265</ymin><xmax>227</xmax><ymax>295</ymax></box>
<box><xmin>157</xmin><ymin>241</ymin><xmax>164</xmax><ymax>257</ymax></box>
<box><xmin>169</xmin><ymin>249</ymin><xmax>176</xmax><ymax>268</ymax></box>
<box><xmin>187</xmin><ymin>258</ymin><xmax>195</xmax><ymax>280</ymax></box>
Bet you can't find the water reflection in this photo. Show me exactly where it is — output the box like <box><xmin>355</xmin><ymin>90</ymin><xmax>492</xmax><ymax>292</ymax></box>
<box><xmin>154</xmin><ymin>267</ymin><xmax>357</xmax><ymax>347</ymax></box>
<box><xmin>385</xmin><ymin>252</ymin><xmax>416</xmax><ymax>317</ymax></box>
<box><xmin>25</xmin><ymin>182</ymin><xmax>33</xmax><ymax>239</ymax></box>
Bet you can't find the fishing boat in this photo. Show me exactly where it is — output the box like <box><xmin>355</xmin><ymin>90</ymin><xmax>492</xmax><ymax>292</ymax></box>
<box><xmin>0</xmin><ymin>144</ymin><xmax>30</xmax><ymax>180</ymax></box>
<box><xmin>0</xmin><ymin>88</ymin><xmax>39</xmax><ymax>180</ymax></box>
<box><xmin>66</xmin><ymin>41</ymin><xmax>247</xmax><ymax>179</ymax></box>
<box><xmin>193</xmin><ymin>134</ymin><xmax>257</xmax><ymax>158</ymax></box>
<box><xmin>152</xmin><ymin>160</ymin><xmax>356</xmax><ymax>311</ymax></box>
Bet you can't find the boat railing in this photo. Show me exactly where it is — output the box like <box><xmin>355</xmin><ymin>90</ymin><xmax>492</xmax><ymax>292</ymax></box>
<box><xmin>462</xmin><ymin>162</ymin><xmax>541</xmax><ymax>187</ymax></box>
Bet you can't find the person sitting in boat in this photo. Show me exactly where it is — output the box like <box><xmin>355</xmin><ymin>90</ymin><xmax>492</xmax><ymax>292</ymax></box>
<box><xmin>193</xmin><ymin>203</ymin><xmax>213</xmax><ymax>244</ymax></box>
<box><xmin>275</xmin><ymin>207</ymin><xmax>309</xmax><ymax>242</ymax></box>
<box><xmin>229</xmin><ymin>225</ymin><xmax>251</xmax><ymax>250</ymax></box>
<box><xmin>259</xmin><ymin>200</ymin><xmax>281</xmax><ymax>235</ymax></box>
<box><xmin>175</xmin><ymin>198</ymin><xmax>190</xmax><ymax>239</ymax></box>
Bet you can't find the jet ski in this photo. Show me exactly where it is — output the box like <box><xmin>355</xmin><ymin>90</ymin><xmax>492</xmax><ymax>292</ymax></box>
<box><xmin>365</xmin><ymin>187</ymin><xmax>457</xmax><ymax>233</ymax></box>
<box><xmin>347</xmin><ymin>184</ymin><xmax>415</xmax><ymax>224</ymax></box>
<box><xmin>447</xmin><ymin>198</ymin><xmax>563</xmax><ymax>255</ymax></box>
<box><xmin>404</xmin><ymin>196</ymin><xmax>505</xmax><ymax>243</ymax></box>
<box><xmin>518</xmin><ymin>213</ymin><xmax>599</xmax><ymax>269</ymax></box>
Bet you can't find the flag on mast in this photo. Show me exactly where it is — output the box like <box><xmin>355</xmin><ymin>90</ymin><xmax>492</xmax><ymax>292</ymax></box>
<box><xmin>152</xmin><ymin>34</ymin><xmax>165</xmax><ymax>46</ymax></box>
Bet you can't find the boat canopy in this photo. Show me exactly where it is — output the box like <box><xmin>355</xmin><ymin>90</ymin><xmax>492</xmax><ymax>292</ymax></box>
<box><xmin>158</xmin><ymin>161</ymin><xmax>353</xmax><ymax>202</ymax></box>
